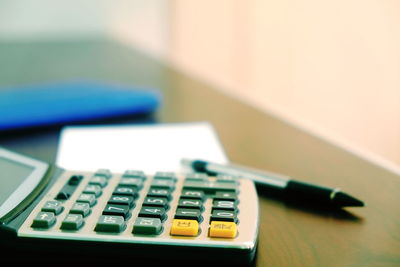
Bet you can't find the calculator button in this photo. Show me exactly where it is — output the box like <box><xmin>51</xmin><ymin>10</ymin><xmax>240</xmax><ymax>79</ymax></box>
<box><xmin>212</xmin><ymin>200</ymin><xmax>237</xmax><ymax>211</ymax></box>
<box><xmin>83</xmin><ymin>185</ymin><xmax>102</xmax><ymax>197</ymax></box>
<box><xmin>175</xmin><ymin>208</ymin><xmax>202</xmax><ymax>222</ymax></box>
<box><xmin>95</xmin><ymin>215</ymin><xmax>125</xmax><ymax>233</ymax></box>
<box><xmin>41</xmin><ymin>200</ymin><xmax>64</xmax><ymax>215</ymax></box>
<box><xmin>170</xmin><ymin>219</ymin><xmax>199</xmax><ymax>237</ymax></box>
<box><xmin>209</xmin><ymin>221</ymin><xmax>237</xmax><ymax>238</ymax></box>
<box><xmin>178</xmin><ymin>199</ymin><xmax>203</xmax><ymax>210</ymax></box>
<box><xmin>108</xmin><ymin>195</ymin><xmax>135</xmax><ymax>208</ymax></box>
<box><xmin>138</xmin><ymin>207</ymin><xmax>167</xmax><ymax>221</ymax></box>
<box><xmin>142</xmin><ymin>197</ymin><xmax>169</xmax><ymax>209</ymax></box>
<box><xmin>119</xmin><ymin>178</ymin><xmax>143</xmax><ymax>189</ymax></box>
<box><xmin>113</xmin><ymin>187</ymin><xmax>139</xmax><ymax>198</ymax></box>
<box><xmin>31</xmin><ymin>212</ymin><xmax>56</xmax><ymax>228</ymax></box>
<box><xmin>154</xmin><ymin>172</ymin><xmax>177</xmax><ymax>181</ymax></box>
<box><xmin>216</xmin><ymin>175</ymin><xmax>239</xmax><ymax>184</ymax></box>
<box><xmin>185</xmin><ymin>173</ymin><xmax>208</xmax><ymax>182</ymax></box>
<box><xmin>180</xmin><ymin>190</ymin><xmax>204</xmax><ymax>200</ymax></box>
<box><xmin>55</xmin><ymin>191</ymin><xmax>71</xmax><ymax>200</ymax></box>
<box><xmin>214</xmin><ymin>191</ymin><xmax>238</xmax><ymax>201</ymax></box>
<box><xmin>147</xmin><ymin>188</ymin><xmax>172</xmax><ymax>200</ymax></box>
<box><xmin>55</xmin><ymin>176</ymin><xmax>83</xmax><ymax>200</ymax></box>
<box><xmin>151</xmin><ymin>179</ymin><xmax>175</xmax><ymax>190</ymax></box>
<box><xmin>122</xmin><ymin>170</ymin><xmax>146</xmax><ymax>179</ymax></box>
<box><xmin>103</xmin><ymin>204</ymin><xmax>130</xmax><ymax>219</ymax></box>
<box><xmin>61</xmin><ymin>214</ymin><xmax>84</xmax><ymax>230</ymax></box>
<box><xmin>94</xmin><ymin>169</ymin><xmax>112</xmax><ymax>179</ymax></box>
<box><xmin>210</xmin><ymin>210</ymin><xmax>238</xmax><ymax>223</ymax></box>
<box><xmin>132</xmin><ymin>217</ymin><xmax>163</xmax><ymax>235</ymax></box>
<box><xmin>70</xmin><ymin>202</ymin><xmax>91</xmax><ymax>217</ymax></box>
<box><xmin>68</xmin><ymin>175</ymin><xmax>84</xmax><ymax>186</ymax></box>
<box><xmin>183</xmin><ymin>180</ymin><xmax>237</xmax><ymax>194</ymax></box>
<box><xmin>89</xmin><ymin>176</ymin><xmax>108</xmax><ymax>188</ymax></box>
<box><xmin>77</xmin><ymin>193</ymin><xmax>97</xmax><ymax>207</ymax></box>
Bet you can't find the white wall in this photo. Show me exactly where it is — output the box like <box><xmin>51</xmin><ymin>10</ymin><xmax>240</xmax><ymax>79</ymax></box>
<box><xmin>0</xmin><ymin>0</ymin><xmax>169</xmax><ymax>58</ymax></box>
<box><xmin>0</xmin><ymin>0</ymin><xmax>109</xmax><ymax>39</ymax></box>
<box><xmin>249</xmin><ymin>0</ymin><xmax>400</xmax><ymax>171</ymax></box>
<box><xmin>168</xmin><ymin>0</ymin><xmax>400</xmax><ymax>173</ymax></box>
<box><xmin>107</xmin><ymin>0</ymin><xmax>169</xmax><ymax>59</ymax></box>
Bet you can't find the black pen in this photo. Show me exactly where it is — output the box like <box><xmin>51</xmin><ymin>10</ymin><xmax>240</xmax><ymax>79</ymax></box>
<box><xmin>182</xmin><ymin>159</ymin><xmax>364</xmax><ymax>208</ymax></box>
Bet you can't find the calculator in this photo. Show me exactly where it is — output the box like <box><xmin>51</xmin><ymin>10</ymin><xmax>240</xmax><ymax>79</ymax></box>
<box><xmin>0</xmin><ymin>147</ymin><xmax>259</xmax><ymax>264</ymax></box>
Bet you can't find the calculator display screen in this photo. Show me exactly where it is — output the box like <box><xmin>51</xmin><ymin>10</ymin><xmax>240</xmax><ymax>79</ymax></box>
<box><xmin>0</xmin><ymin>156</ymin><xmax>34</xmax><ymax>205</ymax></box>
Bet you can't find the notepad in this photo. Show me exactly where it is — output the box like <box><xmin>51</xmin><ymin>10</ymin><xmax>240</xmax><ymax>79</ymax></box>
<box><xmin>56</xmin><ymin>122</ymin><xmax>228</xmax><ymax>174</ymax></box>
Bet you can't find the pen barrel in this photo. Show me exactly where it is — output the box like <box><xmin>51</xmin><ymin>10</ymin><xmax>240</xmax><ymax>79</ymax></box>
<box><xmin>284</xmin><ymin>180</ymin><xmax>336</xmax><ymax>206</ymax></box>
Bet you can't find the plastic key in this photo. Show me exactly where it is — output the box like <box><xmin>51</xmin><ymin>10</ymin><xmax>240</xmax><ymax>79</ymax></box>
<box><xmin>170</xmin><ymin>219</ymin><xmax>199</xmax><ymax>237</ymax></box>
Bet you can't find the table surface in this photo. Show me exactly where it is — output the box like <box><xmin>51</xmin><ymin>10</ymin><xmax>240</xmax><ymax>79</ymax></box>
<box><xmin>0</xmin><ymin>39</ymin><xmax>399</xmax><ymax>266</ymax></box>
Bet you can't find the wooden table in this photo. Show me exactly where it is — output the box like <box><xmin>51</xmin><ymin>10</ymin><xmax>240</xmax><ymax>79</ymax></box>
<box><xmin>1</xmin><ymin>40</ymin><xmax>399</xmax><ymax>266</ymax></box>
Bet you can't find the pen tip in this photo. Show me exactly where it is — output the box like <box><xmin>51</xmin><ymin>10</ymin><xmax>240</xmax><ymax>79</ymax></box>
<box><xmin>334</xmin><ymin>192</ymin><xmax>364</xmax><ymax>207</ymax></box>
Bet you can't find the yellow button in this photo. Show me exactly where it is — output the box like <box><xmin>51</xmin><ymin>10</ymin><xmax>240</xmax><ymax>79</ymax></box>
<box><xmin>170</xmin><ymin>219</ymin><xmax>199</xmax><ymax>236</ymax></box>
<box><xmin>209</xmin><ymin>221</ymin><xmax>237</xmax><ymax>238</ymax></box>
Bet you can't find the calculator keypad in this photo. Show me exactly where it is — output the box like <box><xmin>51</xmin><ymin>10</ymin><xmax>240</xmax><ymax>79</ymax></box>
<box><xmin>23</xmin><ymin>169</ymin><xmax>258</xmax><ymax>252</ymax></box>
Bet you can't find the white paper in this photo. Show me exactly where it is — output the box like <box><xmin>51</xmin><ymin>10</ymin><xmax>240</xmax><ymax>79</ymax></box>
<box><xmin>56</xmin><ymin>122</ymin><xmax>228</xmax><ymax>174</ymax></box>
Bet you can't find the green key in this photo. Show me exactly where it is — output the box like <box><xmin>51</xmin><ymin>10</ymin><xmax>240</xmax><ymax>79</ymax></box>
<box><xmin>70</xmin><ymin>202</ymin><xmax>91</xmax><ymax>217</ymax></box>
<box><xmin>119</xmin><ymin>178</ymin><xmax>143</xmax><ymax>189</ymax></box>
<box><xmin>216</xmin><ymin>175</ymin><xmax>239</xmax><ymax>184</ymax></box>
<box><xmin>185</xmin><ymin>173</ymin><xmax>208</xmax><ymax>182</ymax></box>
<box><xmin>138</xmin><ymin>207</ymin><xmax>166</xmax><ymax>221</ymax></box>
<box><xmin>175</xmin><ymin>208</ymin><xmax>202</xmax><ymax>222</ymax></box>
<box><xmin>77</xmin><ymin>193</ymin><xmax>97</xmax><ymax>207</ymax></box>
<box><xmin>147</xmin><ymin>188</ymin><xmax>172</xmax><ymax>200</ymax></box>
<box><xmin>142</xmin><ymin>197</ymin><xmax>169</xmax><ymax>209</ymax></box>
<box><xmin>94</xmin><ymin>169</ymin><xmax>112</xmax><ymax>179</ymax></box>
<box><xmin>41</xmin><ymin>200</ymin><xmax>64</xmax><ymax>215</ymax></box>
<box><xmin>213</xmin><ymin>191</ymin><xmax>238</xmax><ymax>201</ymax></box>
<box><xmin>108</xmin><ymin>195</ymin><xmax>135</xmax><ymax>208</ymax></box>
<box><xmin>181</xmin><ymin>190</ymin><xmax>204</xmax><ymax>200</ymax></box>
<box><xmin>89</xmin><ymin>176</ymin><xmax>108</xmax><ymax>188</ymax></box>
<box><xmin>210</xmin><ymin>209</ymin><xmax>238</xmax><ymax>223</ymax></box>
<box><xmin>83</xmin><ymin>185</ymin><xmax>102</xmax><ymax>197</ymax></box>
<box><xmin>132</xmin><ymin>217</ymin><xmax>162</xmax><ymax>235</ymax></box>
<box><xmin>178</xmin><ymin>198</ymin><xmax>203</xmax><ymax>210</ymax></box>
<box><xmin>61</xmin><ymin>214</ymin><xmax>84</xmax><ymax>230</ymax></box>
<box><xmin>95</xmin><ymin>215</ymin><xmax>126</xmax><ymax>233</ymax></box>
<box><xmin>122</xmin><ymin>170</ymin><xmax>146</xmax><ymax>179</ymax></box>
<box><xmin>153</xmin><ymin>172</ymin><xmax>177</xmax><ymax>181</ymax></box>
<box><xmin>31</xmin><ymin>212</ymin><xmax>56</xmax><ymax>228</ymax></box>
<box><xmin>151</xmin><ymin>179</ymin><xmax>175</xmax><ymax>190</ymax></box>
<box><xmin>212</xmin><ymin>200</ymin><xmax>237</xmax><ymax>211</ymax></box>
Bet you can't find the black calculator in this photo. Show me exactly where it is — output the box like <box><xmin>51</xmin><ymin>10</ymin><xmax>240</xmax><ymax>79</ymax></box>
<box><xmin>0</xmin><ymin>147</ymin><xmax>259</xmax><ymax>264</ymax></box>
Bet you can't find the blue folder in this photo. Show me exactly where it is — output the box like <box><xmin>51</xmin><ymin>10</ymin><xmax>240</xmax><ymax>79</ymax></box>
<box><xmin>0</xmin><ymin>81</ymin><xmax>161</xmax><ymax>131</ymax></box>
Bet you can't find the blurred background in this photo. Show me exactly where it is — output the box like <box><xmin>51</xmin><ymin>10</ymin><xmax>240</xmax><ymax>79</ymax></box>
<box><xmin>0</xmin><ymin>0</ymin><xmax>399</xmax><ymax>172</ymax></box>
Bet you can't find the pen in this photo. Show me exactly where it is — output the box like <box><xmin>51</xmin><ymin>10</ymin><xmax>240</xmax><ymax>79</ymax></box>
<box><xmin>181</xmin><ymin>159</ymin><xmax>364</xmax><ymax>208</ymax></box>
